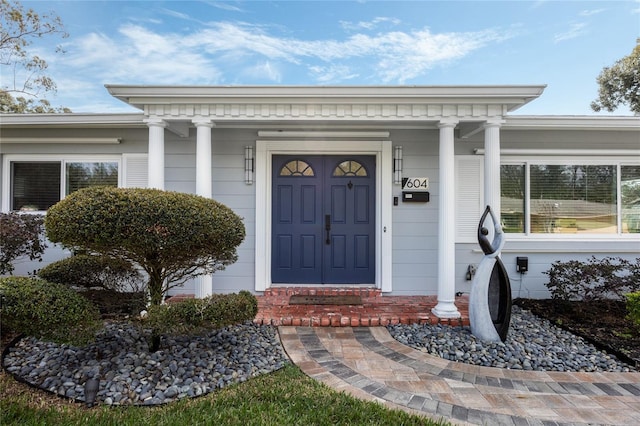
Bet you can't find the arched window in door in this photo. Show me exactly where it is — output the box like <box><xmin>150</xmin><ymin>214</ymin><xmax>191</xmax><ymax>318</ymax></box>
<box><xmin>332</xmin><ymin>160</ymin><xmax>368</xmax><ymax>177</ymax></box>
<box><xmin>279</xmin><ymin>159</ymin><xmax>315</xmax><ymax>176</ymax></box>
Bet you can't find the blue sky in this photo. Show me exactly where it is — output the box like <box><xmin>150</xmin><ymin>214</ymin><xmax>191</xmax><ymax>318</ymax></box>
<box><xmin>16</xmin><ymin>0</ymin><xmax>640</xmax><ymax>115</ymax></box>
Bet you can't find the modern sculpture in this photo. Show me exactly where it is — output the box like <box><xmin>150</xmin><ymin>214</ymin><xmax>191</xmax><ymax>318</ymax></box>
<box><xmin>469</xmin><ymin>206</ymin><xmax>512</xmax><ymax>342</ymax></box>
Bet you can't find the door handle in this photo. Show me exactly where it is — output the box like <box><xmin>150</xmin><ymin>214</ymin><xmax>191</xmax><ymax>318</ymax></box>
<box><xmin>325</xmin><ymin>214</ymin><xmax>331</xmax><ymax>245</ymax></box>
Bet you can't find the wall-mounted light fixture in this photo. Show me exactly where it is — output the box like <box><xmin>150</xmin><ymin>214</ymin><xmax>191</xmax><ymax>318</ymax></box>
<box><xmin>245</xmin><ymin>146</ymin><xmax>254</xmax><ymax>185</ymax></box>
<box><xmin>393</xmin><ymin>145</ymin><xmax>403</xmax><ymax>185</ymax></box>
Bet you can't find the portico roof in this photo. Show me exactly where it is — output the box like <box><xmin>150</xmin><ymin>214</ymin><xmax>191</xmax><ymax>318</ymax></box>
<box><xmin>104</xmin><ymin>85</ymin><xmax>547</xmax><ymax>122</ymax></box>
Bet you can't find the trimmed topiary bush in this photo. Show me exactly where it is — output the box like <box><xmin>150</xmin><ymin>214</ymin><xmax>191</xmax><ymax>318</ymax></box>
<box><xmin>38</xmin><ymin>254</ymin><xmax>147</xmax><ymax>316</ymax></box>
<box><xmin>0</xmin><ymin>276</ymin><xmax>102</xmax><ymax>346</ymax></box>
<box><xmin>627</xmin><ymin>292</ymin><xmax>640</xmax><ymax>327</ymax></box>
<box><xmin>142</xmin><ymin>291</ymin><xmax>258</xmax><ymax>351</ymax></box>
<box><xmin>38</xmin><ymin>254</ymin><xmax>144</xmax><ymax>292</ymax></box>
<box><xmin>44</xmin><ymin>187</ymin><xmax>245</xmax><ymax>306</ymax></box>
<box><xmin>544</xmin><ymin>256</ymin><xmax>640</xmax><ymax>301</ymax></box>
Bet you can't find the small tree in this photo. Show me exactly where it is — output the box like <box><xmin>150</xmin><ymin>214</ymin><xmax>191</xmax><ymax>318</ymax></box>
<box><xmin>0</xmin><ymin>212</ymin><xmax>46</xmax><ymax>275</ymax></box>
<box><xmin>44</xmin><ymin>187</ymin><xmax>246</xmax><ymax>306</ymax></box>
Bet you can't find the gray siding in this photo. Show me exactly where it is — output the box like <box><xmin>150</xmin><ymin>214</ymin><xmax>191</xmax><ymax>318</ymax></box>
<box><xmin>389</xmin><ymin>129</ymin><xmax>440</xmax><ymax>295</ymax></box>
<box><xmin>2</xmin><ymin>124</ymin><xmax>638</xmax><ymax>300</ymax></box>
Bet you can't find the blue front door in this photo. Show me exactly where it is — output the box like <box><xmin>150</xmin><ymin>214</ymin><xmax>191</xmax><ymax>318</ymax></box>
<box><xmin>272</xmin><ymin>155</ymin><xmax>376</xmax><ymax>284</ymax></box>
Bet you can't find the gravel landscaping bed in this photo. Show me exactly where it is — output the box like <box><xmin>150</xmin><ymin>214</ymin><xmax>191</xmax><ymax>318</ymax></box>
<box><xmin>3</xmin><ymin>306</ymin><xmax>636</xmax><ymax>407</ymax></box>
<box><xmin>2</xmin><ymin>322</ymin><xmax>290</xmax><ymax>406</ymax></box>
<box><xmin>388</xmin><ymin>306</ymin><xmax>636</xmax><ymax>373</ymax></box>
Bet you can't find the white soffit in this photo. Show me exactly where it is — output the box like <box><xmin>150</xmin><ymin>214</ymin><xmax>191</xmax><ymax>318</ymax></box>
<box><xmin>105</xmin><ymin>85</ymin><xmax>548</xmax><ymax>113</ymax></box>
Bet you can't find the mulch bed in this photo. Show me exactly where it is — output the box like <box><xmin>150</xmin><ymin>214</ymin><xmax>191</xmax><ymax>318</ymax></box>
<box><xmin>514</xmin><ymin>298</ymin><xmax>640</xmax><ymax>367</ymax></box>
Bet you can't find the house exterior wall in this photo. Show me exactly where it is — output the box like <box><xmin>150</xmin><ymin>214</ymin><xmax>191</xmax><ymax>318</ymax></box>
<box><xmin>389</xmin><ymin>129</ymin><xmax>440</xmax><ymax>295</ymax></box>
<box><xmin>453</xmin><ymin>126</ymin><xmax>640</xmax><ymax>299</ymax></box>
<box><xmin>1</xmin><ymin>115</ymin><xmax>638</xmax><ymax>300</ymax></box>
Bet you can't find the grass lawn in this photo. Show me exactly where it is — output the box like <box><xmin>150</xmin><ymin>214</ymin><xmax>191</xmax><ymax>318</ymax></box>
<box><xmin>1</xmin><ymin>363</ymin><xmax>449</xmax><ymax>426</ymax></box>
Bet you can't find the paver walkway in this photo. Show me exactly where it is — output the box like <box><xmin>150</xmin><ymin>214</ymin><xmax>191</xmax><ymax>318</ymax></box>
<box><xmin>279</xmin><ymin>326</ymin><xmax>640</xmax><ymax>426</ymax></box>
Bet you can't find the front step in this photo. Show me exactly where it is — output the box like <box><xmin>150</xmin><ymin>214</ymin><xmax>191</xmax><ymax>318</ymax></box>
<box><xmin>256</xmin><ymin>287</ymin><xmax>469</xmax><ymax>327</ymax></box>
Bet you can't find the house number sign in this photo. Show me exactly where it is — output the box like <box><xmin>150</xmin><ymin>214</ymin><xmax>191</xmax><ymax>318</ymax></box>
<box><xmin>401</xmin><ymin>177</ymin><xmax>429</xmax><ymax>191</ymax></box>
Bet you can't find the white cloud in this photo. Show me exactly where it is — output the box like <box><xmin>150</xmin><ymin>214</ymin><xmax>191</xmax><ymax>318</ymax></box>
<box><xmin>59</xmin><ymin>21</ymin><xmax>509</xmax><ymax>87</ymax></box>
<box><xmin>579</xmin><ymin>9</ymin><xmax>605</xmax><ymax>17</ymax></box>
<box><xmin>554</xmin><ymin>22</ymin><xmax>588</xmax><ymax>43</ymax></box>
<box><xmin>309</xmin><ymin>65</ymin><xmax>359</xmax><ymax>83</ymax></box>
<box><xmin>160</xmin><ymin>8</ymin><xmax>192</xmax><ymax>20</ymax></box>
<box><xmin>64</xmin><ymin>25</ymin><xmax>222</xmax><ymax>84</ymax></box>
<box><xmin>340</xmin><ymin>17</ymin><xmax>401</xmax><ymax>31</ymax></box>
<box><xmin>206</xmin><ymin>1</ymin><xmax>245</xmax><ymax>13</ymax></box>
<box><xmin>242</xmin><ymin>61</ymin><xmax>282</xmax><ymax>82</ymax></box>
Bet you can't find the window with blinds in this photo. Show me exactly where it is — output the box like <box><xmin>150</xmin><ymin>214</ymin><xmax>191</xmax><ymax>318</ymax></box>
<box><xmin>10</xmin><ymin>160</ymin><xmax>120</xmax><ymax>211</ymax></box>
<box><xmin>499</xmin><ymin>162</ymin><xmax>640</xmax><ymax>235</ymax></box>
<box><xmin>11</xmin><ymin>162</ymin><xmax>61</xmax><ymax>211</ymax></box>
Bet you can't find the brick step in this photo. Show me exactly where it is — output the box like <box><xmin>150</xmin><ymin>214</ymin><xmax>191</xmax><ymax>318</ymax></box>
<box><xmin>167</xmin><ymin>289</ymin><xmax>470</xmax><ymax>328</ymax></box>
<box><xmin>257</xmin><ymin>289</ymin><xmax>469</xmax><ymax>328</ymax></box>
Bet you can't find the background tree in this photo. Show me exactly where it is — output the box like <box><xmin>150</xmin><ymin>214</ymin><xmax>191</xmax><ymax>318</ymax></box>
<box><xmin>0</xmin><ymin>0</ymin><xmax>69</xmax><ymax>112</ymax></box>
<box><xmin>44</xmin><ymin>187</ymin><xmax>246</xmax><ymax>306</ymax></box>
<box><xmin>0</xmin><ymin>212</ymin><xmax>46</xmax><ymax>275</ymax></box>
<box><xmin>591</xmin><ymin>40</ymin><xmax>640</xmax><ymax>114</ymax></box>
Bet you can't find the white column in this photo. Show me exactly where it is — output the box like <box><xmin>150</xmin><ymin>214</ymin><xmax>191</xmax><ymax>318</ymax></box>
<box><xmin>144</xmin><ymin>118</ymin><xmax>166</xmax><ymax>190</ymax></box>
<box><xmin>194</xmin><ymin>118</ymin><xmax>214</xmax><ymax>197</ymax></box>
<box><xmin>193</xmin><ymin>118</ymin><xmax>215</xmax><ymax>298</ymax></box>
<box><xmin>432</xmin><ymin>119</ymin><xmax>461</xmax><ymax>319</ymax></box>
<box><xmin>483</xmin><ymin>120</ymin><xmax>504</xmax><ymax>224</ymax></box>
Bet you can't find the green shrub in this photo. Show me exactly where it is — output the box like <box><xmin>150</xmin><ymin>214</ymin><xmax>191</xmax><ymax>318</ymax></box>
<box><xmin>142</xmin><ymin>291</ymin><xmax>258</xmax><ymax>350</ymax></box>
<box><xmin>544</xmin><ymin>256</ymin><xmax>640</xmax><ymax>301</ymax></box>
<box><xmin>37</xmin><ymin>254</ymin><xmax>144</xmax><ymax>292</ymax></box>
<box><xmin>0</xmin><ymin>212</ymin><xmax>46</xmax><ymax>275</ymax></box>
<box><xmin>45</xmin><ymin>187</ymin><xmax>245</xmax><ymax>306</ymax></box>
<box><xmin>0</xmin><ymin>276</ymin><xmax>101</xmax><ymax>345</ymax></box>
<box><xmin>626</xmin><ymin>292</ymin><xmax>640</xmax><ymax>326</ymax></box>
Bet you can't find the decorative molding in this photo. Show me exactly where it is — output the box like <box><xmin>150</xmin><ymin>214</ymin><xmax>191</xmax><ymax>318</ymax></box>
<box><xmin>143</xmin><ymin>103</ymin><xmax>511</xmax><ymax>121</ymax></box>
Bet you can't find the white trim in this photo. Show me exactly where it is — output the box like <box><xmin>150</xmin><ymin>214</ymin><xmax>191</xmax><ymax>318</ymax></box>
<box><xmin>2</xmin><ymin>154</ymin><xmax>123</xmax><ymax>212</ymax></box>
<box><xmin>474</xmin><ymin>149</ymin><xmax>640</xmax><ymax>156</ymax></box>
<box><xmin>257</xmin><ymin>131</ymin><xmax>390</xmax><ymax>138</ymax></box>
<box><xmin>498</xmin><ymin>156</ymin><xmax>640</xmax><ymax>239</ymax></box>
<box><xmin>1</xmin><ymin>137</ymin><xmax>122</xmax><ymax>144</ymax></box>
<box><xmin>254</xmin><ymin>139</ymin><xmax>392</xmax><ymax>292</ymax></box>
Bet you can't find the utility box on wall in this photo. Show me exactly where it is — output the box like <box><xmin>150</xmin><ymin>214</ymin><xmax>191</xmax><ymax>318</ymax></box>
<box><xmin>402</xmin><ymin>192</ymin><xmax>430</xmax><ymax>202</ymax></box>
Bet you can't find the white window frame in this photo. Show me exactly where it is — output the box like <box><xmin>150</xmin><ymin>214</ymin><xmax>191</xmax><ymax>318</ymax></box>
<box><xmin>501</xmin><ymin>155</ymin><xmax>640</xmax><ymax>240</ymax></box>
<box><xmin>2</xmin><ymin>155</ymin><xmax>123</xmax><ymax>213</ymax></box>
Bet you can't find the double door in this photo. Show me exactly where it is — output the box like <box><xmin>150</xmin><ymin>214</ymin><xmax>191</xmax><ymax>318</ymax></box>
<box><xmin>272</xmin><ymin>155</ymin><xmax>375</xmax><ymax>284</ymax></box>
